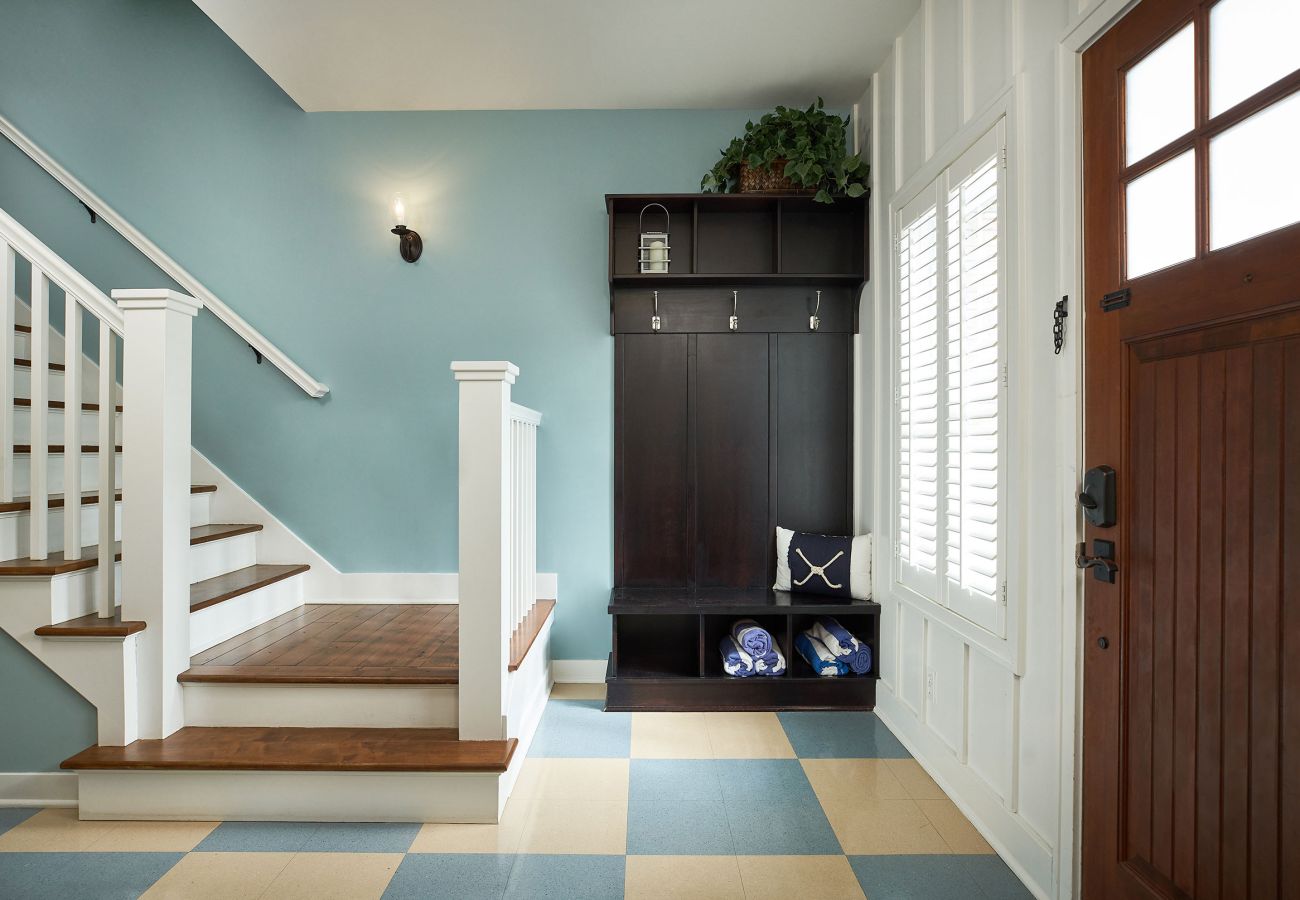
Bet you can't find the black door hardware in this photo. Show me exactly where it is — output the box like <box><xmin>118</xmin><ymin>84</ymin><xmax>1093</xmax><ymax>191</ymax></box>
<box><xmin>1076</xmin><ymin>539</ymin><xmax>1118</xmax><ymax>583</ymax></box>
<box><xmin>1097</xmin><ymin>636</ymin><xmax>1109</xmax><ymax>650</ymax></box>
<box><xmin>1079</xmin><ymin>465</ymin><xmax>1116</xmax><ymax>528</ymax></box>
<box><xmin>1100</xmin><ymin>288</ymin><xmax>1130</xmax><ymax>312</ymax></box>
<box><xmin>1053</xmin><ymin>296</ymin><xmax>1067</xmax><ymax>355</ymax></box>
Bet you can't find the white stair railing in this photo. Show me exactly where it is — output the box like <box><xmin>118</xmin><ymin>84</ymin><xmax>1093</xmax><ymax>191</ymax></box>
<box><xmin>452</xmin><ymin>361</ymin><xmax>542</xmax><ymax>742</ymax></box>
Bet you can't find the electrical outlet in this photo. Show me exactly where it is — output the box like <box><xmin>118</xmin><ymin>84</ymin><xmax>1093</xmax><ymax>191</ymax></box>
<box><xmin>926</xmin><ymin>668</ymin><xmax>936</xmax><ymax>702</ymax></box>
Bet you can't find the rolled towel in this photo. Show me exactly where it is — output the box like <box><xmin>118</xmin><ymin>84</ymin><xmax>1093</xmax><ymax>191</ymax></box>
<box><xmin>795</xmin><ymin>631</ymin><xmax>847</xmax><ymax>676</ymax></box>
<box><xmin>720</xmin><ymin>635</ymin><xmax>757</xmax><ymax>677</ymax></box>
<box><xmin>753</xmin><ymin>646</ymin><xmax>787</xmax><ymax>677</ymax></box>
<box><xmin>731</xmin><ymin>619</ymin><xmax>774</xmax><ymax>659</ymax></box>
<box><xmin>811</xmin><ymin>617</ymin><xmax>873</xmax><ymax>675</ymax></box>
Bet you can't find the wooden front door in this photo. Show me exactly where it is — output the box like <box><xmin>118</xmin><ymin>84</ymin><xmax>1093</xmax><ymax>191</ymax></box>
<box><xmin>1082</xmin><ymin>0</ymin><xmax>1300</xmax><ymax>896</ymax></box>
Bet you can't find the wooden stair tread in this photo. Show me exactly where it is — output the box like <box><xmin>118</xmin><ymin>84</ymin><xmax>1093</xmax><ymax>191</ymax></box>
<box><xmin>15</xmin><ymin>358</ymin><xmax>66</xmax><ymax>371</ymax></box>
<box><xmin>190</xmin><ymin>563</ymin><xmax>311</xmax><ymax>613</ymax></box>
<box><xmin>509</xmin><ymin>599</ymin><xmax>555</xmax><ymax>672</ymax></box>
<box><xmin>179</xmin><ymin>665</ymin><xmax>459</xmax><ymax>685</ymax></box>
<box><xmin>0</xmin><ymin>523</ymin><xmax>262</xmax><ymax>575</ymax></box>
<box><xmin>15</xmin><ymin>324</ymin><xmax>31</xmax><ymax>334</ymax></box>
<box><xmin>36</xmin><ymin>610</ymin><xmax>146</xmax><ymax>638</ymax></box>
<box><xmin>61</xmin><ymin>726</ymin><xmax>517</xmax><ymax>773</ymax></box>
<box><xmin>0</xmin><ymin>484</ymin><xmax>215</xmax><ymax>514</ymax></box>
<box><xmin>14</xmin><ymin>444</ymin><xmax>124</xmax><ymax>454</ymax></box>
<box><xmin>14</xmin><ymin>398</ymin><xmax>123</xmax><ymax>412</ymax></box>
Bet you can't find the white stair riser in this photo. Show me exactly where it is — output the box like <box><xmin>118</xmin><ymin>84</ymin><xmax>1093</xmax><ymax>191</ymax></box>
<box><xmin>189</xmin><ymin>531</ymin><xmax>258</xmax><ymax>584</ymax></box>
<box><xmin>75</xmin><ymin>770</ymin><xmax>502</xmax><ymax>823</ymax></box>
<box><xmin>0</xmin><ymin>492</ymin><xmax>211</xmax><ymax>561</ymax></box>
<box><xmin>183</xmin><ymin>682</ymin><xmax>457</xmax><ymax>729</ymax></box>
<box><xmin>11</xmin><ymin>451</ymin><xmax>122</xmax><ymax>497</ymax></box>
<box><xmin>14</xmin><ymin>406</ymin><xmax>122</xmax><ymax>445</ymax></box>
<box><xmin>15</xmin><ymin>365</ymin><xmax>110</xmax><ymax>406</ymax></box>
<box><xmin>189</xmin><ymin>574</ymin><xmax>305</xmax><ymax>655</ymax></box>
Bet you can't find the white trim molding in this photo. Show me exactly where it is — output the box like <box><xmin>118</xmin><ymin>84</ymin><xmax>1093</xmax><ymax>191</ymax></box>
<box><xmin>0</xmin><ymin>113</ymin><xmax>329</xmax><ymax>398</ymax></box>
<box><xmin>0</xmin><ymin>771</ymin><xmax>78</xmax><ymax>807</ymax></box>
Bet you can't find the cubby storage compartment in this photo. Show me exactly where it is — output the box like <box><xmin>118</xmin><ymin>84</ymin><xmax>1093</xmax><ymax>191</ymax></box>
<box><xmin>790</xmin><ymin>612</ymin><xmax>879</xmax><ymax>680</ymax></box>
<box><xmin>779</xmin><ymin>198</ymin><xmax>865</xmax><ymax>276</ymax></box>
<box><xmin>695</xmin><ymin>199</ymin><xmax>776</xmax><ymax>274</ymax></box>
<box><xmin>704</xmin><ymin>613</ymin><xmax>790</xmax><ymax>678</ymax></box>
<box><xmin>613</xmin><ymin>613</ymin><xmax>699</xmax><ymax>678</ymax></box>
<box><xmin>609</xmin><ymin>197</ymin><xmax>696</xmax><ymax>277</ymax></box>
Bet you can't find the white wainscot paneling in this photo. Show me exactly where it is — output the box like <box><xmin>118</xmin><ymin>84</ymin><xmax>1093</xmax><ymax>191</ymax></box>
<box><xmin>928</xmin><ymin>0</ymin><xmax>964</xmax><ymax>150</ymax></box>
<box><xmin>925</xmin><ymin>623</ymin><xmax>967</xmax><ymax>757</ymax></box>
<box><xmin>878</xmin><ymin>50</ymin><xmax>898</xmax><ymax>200</ymax></box>
<box><xmin>878</xmin><ymin>597</ymin><xmax>899</xmax><ymax>689</ymax></box>
<box><xmin>966</xmin><ymin>0</ymin><xmax>1013</xmax><ymax>114</ymax></box>
<box><xmin>899</xmin><ymin>9</ymin><xmax>928</xmax><ymax>183</ymax></box>
<box><xmin>966</xmin><ymin>646</ymin><xmax>1016</xmax><ymax>803</ymax></box>
<box><xmin>899</xmin><ymin>603</ymin><xmax>927</xmax><ymax>714</ymax></box>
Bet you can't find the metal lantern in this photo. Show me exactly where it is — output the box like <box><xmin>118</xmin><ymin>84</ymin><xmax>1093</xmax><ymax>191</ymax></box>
<box><xmin>638</xmin><ymin>203</ymin><xmax>670</xmax><ymax>274</ymax></box>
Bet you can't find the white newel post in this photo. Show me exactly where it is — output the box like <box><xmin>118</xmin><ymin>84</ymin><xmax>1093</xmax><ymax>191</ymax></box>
<box><xmin>114</xmin><ymin>289</ymin><xmax>203</xmax><ymax>739</ymax></box>
<box><xmin>452</xmin><ymin>361</ymin><xmax>517</xmax><ymax>742</ymax></box>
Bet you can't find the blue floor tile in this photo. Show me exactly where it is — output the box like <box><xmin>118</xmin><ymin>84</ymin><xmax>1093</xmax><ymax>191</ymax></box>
<box><xmin>713</xmin><ymin>758</ymin><xmax>817</xmax><ymax>799</ymax></box>
<box><xmin>0</xmin><ymin>852</ymin><xmax>181</xmax><ymax>900</ymax></box>
<box><xmin>195</xmin><ymin>821</ymin><xmax>320</xmax><ymax>851</ymax></box>
<box><xmin>724</xmin><ymin>796</ymin><xmax>842</xmax><ymax>855</ymax></box>
<box><xmin>300</xmin><ymin>822</ymin><xmax>421</xmax><ymax>852</ymax></box>
<box><xmin>777</xmin><ymin>711</ymin><xmax>911</xmax><ymax>758</ymax></box>
<box><xmin>0</xmin><ymin>807</ymin><xmax>39</xmax><ymax>836</ymax></box>
<box><xmin>850</xmin><ymin>855</ymin><xmax>1034</xmax><ymax>900</ymax></box>
<box><xmin>503</xmin><ymin>854</ymin><xmax>625</xmax><ymax>900</ymax></box>
<box><xmin>383</xmin><ymin>854</ymin><xmax>515</xmax><ymax>900</ymax></box>
<box><xmin>528</xmin><ymin>700</ymin><xmax>631</xmax><ymax>758</ymax></box>
<box><xmin>626</xmin><ymin>800</ymin><xmax>734</xmax><ymax>855</ymax></box>
<box><xmin>629</xmin><ymin>759</ymin><xmax>721</xmax><ymax>801</ymax></box>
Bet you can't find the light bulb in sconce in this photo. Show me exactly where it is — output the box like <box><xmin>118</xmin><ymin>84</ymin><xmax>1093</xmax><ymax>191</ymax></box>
<box><xmin>390</xmin><ymin>193</ymin><xmax>422</xmax><ymax>263</ymax></box>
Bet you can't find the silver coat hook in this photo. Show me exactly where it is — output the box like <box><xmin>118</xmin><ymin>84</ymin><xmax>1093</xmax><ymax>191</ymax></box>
<box><xmin>730</xmin><ymin>290</ymin><xmax>739</xmax><ymax>332</ymax></box>
<box><xmin>651</xmin><ymin>290</ymin><xmax>661</xmax><ymax>332</ymax></box>
<box><xmin>810</xmin><ymin>290</ymin><xmax>821</xmax><ymax>331</ymax></box>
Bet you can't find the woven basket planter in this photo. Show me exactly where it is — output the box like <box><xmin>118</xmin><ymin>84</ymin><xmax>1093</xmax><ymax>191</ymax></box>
<box><xmin>738</xmin><ymin>160</ymin><xmax>812</xmax><ymax>194</ymax></box>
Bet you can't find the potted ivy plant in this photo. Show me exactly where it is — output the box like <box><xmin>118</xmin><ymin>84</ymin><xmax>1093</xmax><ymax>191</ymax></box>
<box><xmin>700</xmin><ymin>98</ymin><xmax>868</xmax><ymax>204</ymax></box>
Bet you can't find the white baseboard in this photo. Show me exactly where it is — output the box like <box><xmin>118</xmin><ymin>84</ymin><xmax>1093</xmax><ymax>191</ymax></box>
<box><xmin>552</xmin><ymin>659</ymin><xmax>607</xmax><ymax>684</ymax></box>
<box><xmin>0</xmin><ymin>771</ymin><xmax>78</xmax><ymax>807</ymax></box>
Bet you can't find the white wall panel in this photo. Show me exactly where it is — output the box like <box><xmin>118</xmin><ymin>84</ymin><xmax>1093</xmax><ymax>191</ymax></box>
<box><xmin>924</xmin><ymin>622</ymin><xmax>967</xmax><ymax>757</ymax></box>
<box><xmin>899</xmin><ymin>602</ymin><xmax>927</xmax><ymax>714</ymax></box>
<box><xmin>928</xmin><ymin>0</ymin><xmax>965</xmax><ymax>151</ymax></box>
<box><xmin>898</xmin><ymin>12</ymin><xmax>928</xmax><ymax>183</ymax></box>
<box><xmin>967</xmin><ymin>647</ymin><xmax>1015</xmax><ymax>802</ymax></box>
<box><xmin>877</xmin><ymin>50</ymin><xmax>898</xmax><ymax>200</ymax></box>
<box><xmin>966</xmin><ymin>0</ymin><xmax>1013</xmax><ymax>115</ymax></box>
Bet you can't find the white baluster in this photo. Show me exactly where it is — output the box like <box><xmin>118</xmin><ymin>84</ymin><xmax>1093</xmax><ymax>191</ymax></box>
<box><xmin>28</xmin><ymin>269</ymin><xmax>49</xmax><ymax>560</ymax></box>
<box><xmin>514</xmin><ymin>420</ymin><xmax>523</xmax><ymax>634</ymax></box>
<box><xmin>96</xmin><ymin>321</ymin><xmax>115</xmax><ymax>618</ymax></box>
<box><xmin>63</xmin><ymin>295</ymin><xmax>82</xmax><ymax>561</ymax></box>
<box><xmin>0</xmin><ymin>243</ymin><xmax>13</xmax><ymax>503</ymax></box>
<box><xmin>527</xmin><ymin>422</ymin><xmax>536</xmax><ymax>623</ymax></box>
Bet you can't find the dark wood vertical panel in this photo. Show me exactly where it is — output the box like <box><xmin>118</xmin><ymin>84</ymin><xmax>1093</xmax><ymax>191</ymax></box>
<box><xmin>1150</xmin><ymin>360</ymin><xmax>1177</xmax><ymax>876</ymax></box>
<box><xmin>1171</xmin><ymin>354</ymin><xmax>1199</xmax><ymax>894</ymax></box>
<box><xmin>1248</xmin><ymin>343</ymin><xmax>1282</xmax><ymax>898</ymax></box>
<box><xmin>1220</xmin><ymin>346</ymin><xmax>1253</xmax><ymax>893</ymax></box>
<box><xmin>695</xmin><ymin>333</ymin><xmax>769</xmax><ymax>587</ymax></box>
<box><xmin>1195</xmin><ymin>349</ymin><xmax>1225</xmax><ymax>900</ymax></box>
<box><xmin>1127</xmin><ymin>355</ymin><xmax>1156</xmax><ymax>863</ymax></box>
<box><xmin>1282</xmin><ymin>339</ymin><xmax>1300</xmax><ymax>900</ymax></box>
<box><xmin>618</xmin><ymin>334</ymin><xmax>690</xmax><ymax>586</ymax></box>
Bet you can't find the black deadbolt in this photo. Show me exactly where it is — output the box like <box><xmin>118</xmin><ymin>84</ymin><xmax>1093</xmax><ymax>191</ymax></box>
<box><xmin>1097</xmin><ymin>637</ymin><xmax>1109</xmax><ymax>649</ymax></box>
<box><xmin>1080</xmin><ymin>466</ymin><xmax>1116</xmax><ymax>528</ymax></box>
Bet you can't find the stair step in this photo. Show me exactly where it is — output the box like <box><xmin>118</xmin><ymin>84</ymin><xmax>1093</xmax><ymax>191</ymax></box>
<box><xmin>509</xmin><ymin>598</ymin><xmax>555</xmax><ymax>672</ymax></box>
<box><xmin>190</xmin><ymin>563</ymin><xmax>310</xmax><ymax>614</ymax></box>
<box><xmin>15</xmin><ymin>324</ymin><xmax>30</xmax><ymax>334</ymax></box>
<box><xmin>0</xmin><ymin>483</ymin><xmax>214</xmax><ymax>515</ymax></box>
<box><xmin>14</xmin><ymin>444</ymin><xmax>123</xmax><ymax>454</ymax></box>
<box><xmin>61</xmin><ymin>726</ymin><xmax>516</xmax><ymax>773</ymax></box>
<box><xmin>0</xmin><ymin>523</ymin><xmax>262</xmax><ymax>576</ymax></box>
<box><xmin>14</xmin><ymin>398</ymin><xmax>123</xmax><ymax>412</ymax></box>
<box><xmin>35</xmin><ymin>610</ymin><xmax>145</xmax><ymax>638</ymax></box>
<box><xmin>15</xmin><ymin>358</ymin><xmax>66</xmax><ymax>372</ymax></box>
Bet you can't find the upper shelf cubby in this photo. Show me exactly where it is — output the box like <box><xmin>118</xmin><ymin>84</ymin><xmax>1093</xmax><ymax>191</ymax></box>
<box><xmin>606</xmin><ymin>193</ymin><xmax>869</xmax><ymax>287</ymax></box>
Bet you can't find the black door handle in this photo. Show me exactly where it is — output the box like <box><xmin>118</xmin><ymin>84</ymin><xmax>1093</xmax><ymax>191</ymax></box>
<box><xmin>1076</xmin><ymin>540</ymin><xmax>1118</xmax><ymax>583</ymax></box>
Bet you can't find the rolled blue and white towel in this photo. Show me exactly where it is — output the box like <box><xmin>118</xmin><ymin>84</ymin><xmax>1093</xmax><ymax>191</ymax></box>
<box><xmin>795</xmin><ymin>631</ymin><xmax>847</xmax><ymax>676</ymax></box>
<box><xmin>731</xmin><ymin>619</ymin><xmax>773</xmax><ymax>659</ymax></box>
<box><xmin>720</xmin><ymin>635</ymin><xmax>757</xmax><ymax>677</ymax></box>
<box><xmin>752</xmin><ymin>645</ymin><xmax>787</xmax><ymax>676</ymax></box>
<box><xmin>811</xmin><ymin>617</ymin><xmax>873</xmax><ymax>675</ymax></box>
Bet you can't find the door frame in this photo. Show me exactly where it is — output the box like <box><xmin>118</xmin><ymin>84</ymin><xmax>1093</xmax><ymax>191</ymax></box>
<box><xmin>1055</xmin><ymin>2</ymin><xmax>1145</xmax><ymax>898</ymax></box>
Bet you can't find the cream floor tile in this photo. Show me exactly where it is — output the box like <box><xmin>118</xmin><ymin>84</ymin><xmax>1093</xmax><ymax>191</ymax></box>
<box><xmin>83</xmin><ymin>820</ymin><xmax>219</xmax><ymax>852</ymax></box>
<box><xmin>512</xmin><ymin>758</ymin><xmax>630</xmax><ymax>800</ymax></box>
<box><xmin>703</xmin><ymin>712</ymin><xmax>795</xmax><ymax>759</ymax></box>
<box><xmin>260</xmin><ymin>852</ymin><xmax>402</xmax><ymax>900</ymax></box>
<box><xmin>886</xmin><ymin>758</ymin><xmax>949</xmax><ymax>800</ymax></box>
<box><xmin>631</xmin><ymin>712</ymin><xmax>713</xmax><ymax>759</ymax></box>
<box><xmin>550</xmin><ymin>683</ymin><xmax>606</xmax><ymax>700</ymax></box>
<box><xmin>819</xmin><ymin>797</ymin><xmax>950</xmax><ymax>855</ymax></box>
<box><xmin>918</xmin><ymin>797</ymin><xmax>995</xmax><ymax>853</ymax></box>
<box><xmin>515</xmin><ymin>799</ymin><xmax>628</xmax><ymax>854</ymax></box>
<box><xmin>0</xmin><ymin>808</ymin><xmax>115</xmax><ymax>852</ymax></box>
<box><xmin>735</xmin><ymin>855</ymin><xmax>865</xmax><ymax>900</ymax></box>
<box><xmin>625</xmin><ymin>855</ymin><xmax>744</xmax><ymax>899</ymax></box>
<box><xmin>141</xmin><ymin>851</ymin><xmax>294</xmax><ymax>899</ymax></box>
<box><xmin>409</xmin><ymin>797</ymin><xmax>530</xmax><ymax>853</ymax></box>
<box><xmin>801</xmin><ymin>759</ymin><xmax>911</xmax><ymax>802</ymax></box>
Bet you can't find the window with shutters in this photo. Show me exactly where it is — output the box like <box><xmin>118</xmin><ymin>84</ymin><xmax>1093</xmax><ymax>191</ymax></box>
<box><xmin>895</xmin><ymin>120</ymin><xmax>1007</xmax><ymax>636</ymax></box>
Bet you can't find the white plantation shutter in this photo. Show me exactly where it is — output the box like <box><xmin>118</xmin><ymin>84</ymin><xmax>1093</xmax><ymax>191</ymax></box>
<box><xmin>895</xmin><ymin>120</ymin><xmax>1006</xmax><ymax>635</ymax></box>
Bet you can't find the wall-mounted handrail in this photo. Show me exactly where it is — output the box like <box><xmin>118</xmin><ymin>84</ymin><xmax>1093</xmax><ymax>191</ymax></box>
<box><xmin>0</xmin><ymin>113</ymin><xmax>329</xmax><ymax>398</ymax></box>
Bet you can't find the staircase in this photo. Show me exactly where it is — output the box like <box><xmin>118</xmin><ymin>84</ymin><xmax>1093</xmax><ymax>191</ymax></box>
<box><xmin>0</xmin><ymin>203</ymin><xmax>551</xmax><ymax>822</ymax></box>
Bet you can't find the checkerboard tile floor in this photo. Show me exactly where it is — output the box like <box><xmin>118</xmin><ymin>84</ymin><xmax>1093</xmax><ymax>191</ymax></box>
<box><xmin>0</xmin><ymin>684</ymin><xmax>1033</xmax><ymax>899</ymax></box>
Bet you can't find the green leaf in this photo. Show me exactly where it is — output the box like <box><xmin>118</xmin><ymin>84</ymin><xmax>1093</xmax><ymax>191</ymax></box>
<box><xmin>814</xmin><ymin>189</ymin><xmax>833</xmax><ymax>204</ymax></box>
<box><xmin>846</xmin><ymin>183</ymin><xmax>866</xmax><ymax>198</ymax></box>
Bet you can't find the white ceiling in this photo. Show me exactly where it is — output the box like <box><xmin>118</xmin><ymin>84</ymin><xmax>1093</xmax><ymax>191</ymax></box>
<box><xmin>193</xmin><ymin>0</ymin><xmax>920</xmax><ymax>112</ymax></box>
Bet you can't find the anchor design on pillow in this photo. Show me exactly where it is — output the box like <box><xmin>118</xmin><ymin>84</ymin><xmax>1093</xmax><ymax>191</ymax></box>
<box><xmin>793</xmin><ymin>548</ymin><xmax>845</xmax><ymax>589</ymax></box>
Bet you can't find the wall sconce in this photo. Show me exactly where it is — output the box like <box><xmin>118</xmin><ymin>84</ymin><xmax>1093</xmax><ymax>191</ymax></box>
<box><xmin>391</xmin><ymin>194</ymin><xmax>423</xmax><ymax>263</ymax></box>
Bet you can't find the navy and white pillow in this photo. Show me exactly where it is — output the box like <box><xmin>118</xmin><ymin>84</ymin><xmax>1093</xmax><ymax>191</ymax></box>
<box><xmin>774</xmin><ymin>527</ymin><xmax>872</xmax><ymax>600</ymax></box>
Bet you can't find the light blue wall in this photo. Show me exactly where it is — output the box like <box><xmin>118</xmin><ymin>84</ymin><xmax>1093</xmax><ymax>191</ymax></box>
<box><xmin>0</xmin><ymin>631</ymin><xmax>96</xmax><ymax>771</ymax></box>
<box><xmin>0</xmin><ymin>0</ymin><xmax>765</xmax><ymax>692</ymax></box>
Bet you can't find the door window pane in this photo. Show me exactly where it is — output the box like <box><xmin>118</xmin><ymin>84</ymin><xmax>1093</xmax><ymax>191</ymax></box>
<box><xmin>1126</xmin><ymin>150</ymin><xmax>1195</xmax><ymax>278</ymax></box>
<box><xmin>1210</xmin><ymin>0</ymin><xmax>1300</xmax><ymax>116</ymax></box>
<box><xmin>1126</xmin><ymin>23</ymin><xmax>1194</xmax><ymax>165</ymax></box>
<box><xmin>1210</xmin><ymin>91</ymin><xmax>1300</xmax><ymax>249</ymax></box>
